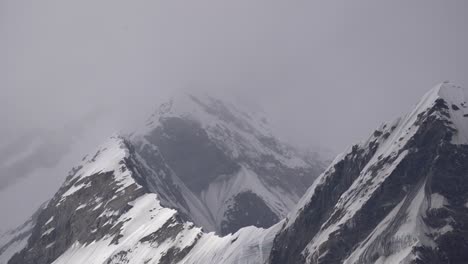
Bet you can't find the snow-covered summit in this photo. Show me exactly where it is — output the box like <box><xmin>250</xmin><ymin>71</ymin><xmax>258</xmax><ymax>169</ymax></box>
<box><xmin>128</xmin><ymin>91</ymin><xmax>325</xmax><ymax>234</ymax></box>
<box><xmin>144</xmin><ymin>91</ymin><xmax>272</xmax><ymax>136</ymax></box>
<box><xmin>135</xmin><ymin>91</ymin><xmax>314</xmax><ymax>170</ymax></box>
<box><xmin>429</xmin><ymin>82</ymin><xmax>468</xmax><ymax>144</ymax></box>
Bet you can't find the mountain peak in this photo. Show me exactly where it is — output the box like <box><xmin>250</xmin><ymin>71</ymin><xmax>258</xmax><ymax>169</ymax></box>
<box><xmin>421</xmin><ymin>81</ymin><xmax>466</xmax><ymax>106</ymax></box>
<box><xmin>269</xmin><ymin>83</ymin><xmax>468</xmax><ymax>264</ymax></box>
<box><xmin>129</xmin><ymin>90</ymin><xmax>325</xmax><ymax>234</ymax></box>
<box><xmin>424</xmin><ymin>82</ymin><xmax>468</xmax><ymax>144</ymax></box>
<box><xmin>142</xmin><ymin>90</ymin><xmax>272</xmax><ymax>139</ymax></box>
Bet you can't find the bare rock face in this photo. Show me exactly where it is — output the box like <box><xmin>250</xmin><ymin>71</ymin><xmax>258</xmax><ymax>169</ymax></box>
<box><xmin>269</xmin><ymin>83</ymin><xmax>468</xmax><ymax>264</ymax></box>
<box><xmin>221</xmin><ymin>191</ymin><xmax>279</xmax><ymax>235</ymax></box>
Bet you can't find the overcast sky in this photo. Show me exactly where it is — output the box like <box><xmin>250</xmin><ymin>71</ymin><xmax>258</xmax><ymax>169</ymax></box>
<box><xmin>2</xmin><ymin>0</ymin><xmax>468</xmax><ymax>151</ymax></box>
<box><xmin>1</xmin><ymin>0</ymin><xmax>468</xmax><ymax>230</ymax></box>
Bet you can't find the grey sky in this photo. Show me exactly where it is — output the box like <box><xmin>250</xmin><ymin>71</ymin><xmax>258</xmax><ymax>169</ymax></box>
<box><xmin>1</xmin><ymin>0</ymin><xmax>468</xmax><ymax>230</ymax></box>
<box><xmin>2</xmin><ymin>0</ymin><xmax>468</xmax><ymax>153</ymax></box>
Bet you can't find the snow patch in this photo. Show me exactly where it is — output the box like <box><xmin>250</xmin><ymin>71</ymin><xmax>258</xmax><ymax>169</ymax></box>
<box><xmin>52</xmin><ymin>194</ymin><xmax>193</xmax><ymax>264</ymax></box>
<box><xmin>41</xmin><ymin>227</ymin><xmax>55</xmax><ymax>237</ymax></box>
<box><xmin>58</xmin><ymin>136</ymin><xmax>137</xmax><ymax>204</ymax></box>
<box><xmin>429</xmin><ymin>193</ymin><xmax>447</xmax><ymax>209</ymax></box>
<box><xmin>200</xmin><ymin>166</ymin><xmax>298</xmax><ymax>228</ymax></box>
<box><xmin>45</xmin><ymin>216</ymin><xmax>54</xmax><ymax>225</ymax></box>
<box><xmin>76</xmin><ymin>204</ymin><xmax>87</xmax><ymax>210</ymax></box>
<box><xmin>0</xmin><ymin>220</ymin><xmax>34</xmax><ymax>264</ymax></box>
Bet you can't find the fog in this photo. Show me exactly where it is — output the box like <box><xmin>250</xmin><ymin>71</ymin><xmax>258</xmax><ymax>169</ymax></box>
<box><xmin>1</xmin><ymin>0</ymin><xmax>468</xmax><ymax>228</ymax></box>
<box><xmin>3</xmin><ymin>0</ymin><xmax>468</xmax><ymax>149</ymax></box>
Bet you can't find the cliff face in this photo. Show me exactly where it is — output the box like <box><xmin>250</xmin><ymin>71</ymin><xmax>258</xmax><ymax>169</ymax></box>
<box><xmin>269</xmin><ymin>83</ymin><xmax>468</xmax><ymax>264</ymax></box>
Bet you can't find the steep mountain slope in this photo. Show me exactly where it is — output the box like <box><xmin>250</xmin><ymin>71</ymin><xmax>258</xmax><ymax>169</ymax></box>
<box><xmin>0</xmin><ymin>211</ymin><xmax>38</xmax><ymax>264</ymax></box>
<box><xmin>1</xmin><ymin>92</ymin><xmax>324</xmax><ymax>264</ymax></box>
<box><xmin>269</xmin><ymin>82</ymin><xmax>468</xmax><ymax>264</ymax></box>
<box><xmin>4</xmin><ymin>136</ymin><xmax>258</xmax><ymax>264</ymax></box>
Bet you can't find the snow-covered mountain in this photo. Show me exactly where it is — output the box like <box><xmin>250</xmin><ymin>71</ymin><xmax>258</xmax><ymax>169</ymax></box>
<box><xmin>4</xmin><ymin>83</ymin><xmax>468</xmax><ymax>264</ymax></box>
<box><xmin>0</xmin><ymin>92</ymin><xmax>324</xmax><ymax>264</ymax></box>
<box><xmin>129</xmin><ymin>92</ymin><xmax>324</xmax><ymax>235</ymax></box>
<box><xmin>269</xmin><ymin>82</ymin><xmax>468</xmax><ymax>264</ymax></box>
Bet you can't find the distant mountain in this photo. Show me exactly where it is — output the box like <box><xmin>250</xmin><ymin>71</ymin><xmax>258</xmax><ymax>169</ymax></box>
<box><xmin>130</xmin><ymin>92</ymin><xmax>324</xmax><ymax>234</ymax></box>
<box><xmin>1</xmin><ymin>92</ymin><xmax>325</xmax><ymax>264</ymax></box>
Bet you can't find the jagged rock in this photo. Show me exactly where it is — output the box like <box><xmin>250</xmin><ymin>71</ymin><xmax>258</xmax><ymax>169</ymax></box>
<box><xmin>269</xmin><ymin>83</ymin><xmax>468</xmax><ymax>264</ymax></box>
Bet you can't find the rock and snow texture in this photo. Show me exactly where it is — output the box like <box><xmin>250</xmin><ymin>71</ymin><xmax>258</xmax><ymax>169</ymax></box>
<box><xmin>4</xmin><ymin>136</ymin><xmax>272</xmax><ymax>264</ymax></box>
<box><xmin>7</xmin><ymin>83</ymin><xmax>468</xmax><ymax>264</ymax></box>
<box><xmin>0</xmin><ymin>111</ymin><xmax>126</xmax><ymax>232</ymax></box>
<box><xmin>1</xmin><ymin>92</ymin><xmax>324</xmax><ymax>264</ymax></box>
<box><xmin>269</xmin><ymin>82</ymin><xmax>468</xmax><ymax>264</ymax></box>
<box><xmin>130</xmin><ymin>92</ymin><xmax>324</xmax><ymax>235</ymax></box>
<box><xmin>0</xmin><ymin>215</ymin><xmax>36</xmax><ymax>264</ymax></box>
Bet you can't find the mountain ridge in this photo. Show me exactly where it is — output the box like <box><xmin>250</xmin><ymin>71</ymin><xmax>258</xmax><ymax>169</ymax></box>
<box><xmin>3</xmin><ymin>83</ymin><xmax>468</xmax><ymax>264</ymax></box>
<box><xmin>1</xmin><ymin>91</ymin><xmax>325</xmax><ymax>264</ymax></box>
<box><xmin>269</xmin><ymin>82</ymin><xmax>468</xmax><ymax>264</ymax></box>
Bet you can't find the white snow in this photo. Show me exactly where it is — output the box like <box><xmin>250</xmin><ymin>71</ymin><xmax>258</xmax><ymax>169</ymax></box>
<box><xmin>52</xmin><ymin>204</ymin><xmax>279</xmax><ymax>264</ymax></box>
<box><xmin>344</xmin><ymin>199</ymin><xmax>406</xmax><ymax>264</ymax></box>
<box><xmin>200</xmin><ymin>166</ymin><xmax>299</xmax><ymax>230</ymax></box>
<box><xmin>92</xmin><ymin>203</ymin><xmax>103</xmax><ymax>211</ymax></box>
<box><xmin>46</xmin><ymin>242</ymin><xmax>56</xmax><ymax>249</ymax></box>
<box><xmin>344</xmin><ymin>178</ymin><xmax>433</xmax><ymax>264</ymax></box>
<box><xmin>76</xmin><ymin>204</ymin><xmax>87</xmax><ymax>210</ymax></box>
<box><xmin>303</xmin><ymin>150</ymin><xmax>409</xmax><ymax>260</ymax></box>
<box><xmin>41</xmin><ymin>227</ymin><xmax>55</xmax><ymax>237</ymax></box>
<box><xmin>429</xmin><ymin>193</ymin><xmax>447</xmax><ymax>209</ymax></box>
<box><xmin>130</xmin><ymin>92</ymin><xmax>313</xmax><ymax>234</ymax></box>
<box><xmin>180</xmin><ymin>222</ymin><xmax>282</xmax><ymax>264</ymax></box>
<box><xmin>374</xmin><ymin>246</ymin><xmax>415</xmax><ymax>264</ymax></box>
<box><xmin>59</xmin><ymin>136</ymin><xmax>136</xmax><ymax>203</ymax></box>
<box><xmin>45</xmin><ymin>216</ymin><xmax>54</xmax><ymax>225</ymax></box>
<box><xmin>394</xmin><ymin>180</ymin><xmax>430</xmax><ymax>242</ymax></box>
<box><xmin>0</xmin><ymin>220</ymin><xmax>34</xmax><ymax>264</ymax></box>
<box><xmin>53</xmin><ymin>194</ymin><xmax>185</xmax><ymax>264</ymax></box>
<box><xmin>11</xmin><ymin>85</ymin><xmax>468</xmax><ymax>264</ymax></box>
<box><xmin>0</xmin><ymin>238</ymin><xmax>29</xmax><ymax>264</ymax></box>
<box><xmin>135</xmin><ymin>91</ymin><xmax>311</xmax><ymax>170</ymax></box>
<box><xmin>287</xmin><ymin>83</ymin><xmax>468</xmax><ymax>263</ymax></box>
<box><xmin>42</xmin><ymin>135</ymin><xmax>286</xmax><ymax>264</ymax></box>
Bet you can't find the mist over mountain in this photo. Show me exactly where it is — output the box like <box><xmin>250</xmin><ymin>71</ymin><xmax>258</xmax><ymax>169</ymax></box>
<box><xmin>0</xmin><ymin>91</ymin><xmax>327</xmax><ymax>263</ymax></box>
<box><xmin>2</xmin><ymin>83</ymin><xmax>468</xmax><ymax>264</ymax></box>
<box><xmin>2</xmin><ymin>1</ymin><xmax>468</xmax><ymax>264</ymax></box>
<box><xmin>2</xmin><ymin>0</ymin><xmax>468</xmax><ymax>154</ymax></box>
